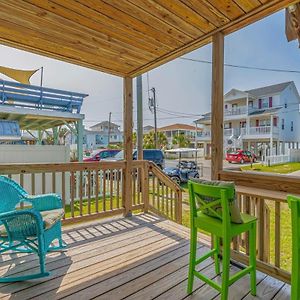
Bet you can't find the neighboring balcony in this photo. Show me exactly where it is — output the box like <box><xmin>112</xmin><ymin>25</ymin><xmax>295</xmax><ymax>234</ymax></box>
<box><xmin>197</xmin><ymin>131</ymin><xmax>211</xmax><ymax>141</ymax></box>
<box><xmin>224</xmin><ymin>105</ymin><xmax>248</xmax><ymax>120</ymax></box>
<box><xmin>243</xmin><ymin>126</ymin><xmax>279</xmax><ymax>139</ymax></box>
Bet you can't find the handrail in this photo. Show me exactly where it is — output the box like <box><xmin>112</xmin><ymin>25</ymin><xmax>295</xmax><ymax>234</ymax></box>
<box><xmin>0</xmin><ymin>161</ymin><xmax>126</xmax><ymax>174</ymax></box>
<box><xmin>219</xmin><ymin>169</ymin><xmax>300</xmax><ymax>194</ymax></box>
<box><xmin>147</xmin><ymin>162</ymin><xmax>182</xmax><ymax>223</ymax></box>
<box><xmin>148</xmin><ymin>162</ymin><xmax>181</xmax><ymax>192</ymax></box>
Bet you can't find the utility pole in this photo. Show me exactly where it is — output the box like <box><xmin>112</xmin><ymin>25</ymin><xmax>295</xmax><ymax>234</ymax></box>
<box><xmin>148</xmin><ymin>87</ymin><xmax>158</xmax><ymax>148</ymax></box>
<box><xmin>108</xmin><ymin>112</ymin><xmax>112</xmax><ymax>147</ymax></box>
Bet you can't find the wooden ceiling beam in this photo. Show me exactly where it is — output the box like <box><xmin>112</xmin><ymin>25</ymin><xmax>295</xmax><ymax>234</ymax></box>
<box><xmin>23</xmin><ymin>0</ymin><xmax>170</xmax><ymax>57</ymax></box>
<box><xmin>129</xmin><ymin>0</ymin><xmax>298</xmax><ymax>77</ymax></box>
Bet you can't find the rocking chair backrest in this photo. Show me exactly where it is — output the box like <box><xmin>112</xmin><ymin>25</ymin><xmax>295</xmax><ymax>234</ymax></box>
<box><xmin>0</xmin><ymin>176</ymin><xmax>28</xmax><ymax>213</ymax></box>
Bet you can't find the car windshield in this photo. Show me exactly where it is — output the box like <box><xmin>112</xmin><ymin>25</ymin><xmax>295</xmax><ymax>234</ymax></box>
<box><xmin>228</xmin><ymin>151</ymin><xmax>240</xmax><ymax>155</ymax></box>
<box><xmin>114</xmin><ymin>150</ymin><xmax>124</xmax><ymax>159</ymax></box>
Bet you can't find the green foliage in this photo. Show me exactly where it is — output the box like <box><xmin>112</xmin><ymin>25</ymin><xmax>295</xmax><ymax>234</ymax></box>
<box><xmin>172</xmin><ymin>133</ymin><xmax>190</xmax><ymax>148</ymax></box>
<box><xmin>143</xmin><ymin>131</ymin><xmax>168</xmax><ymax>149</ymax></box>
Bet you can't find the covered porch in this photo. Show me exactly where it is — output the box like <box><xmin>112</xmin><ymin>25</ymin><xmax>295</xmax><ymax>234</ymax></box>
<box><xmin>0</xmin><ymin>214</ymin><xmax>290</xmax><ymax>300</ymax></box>
<box><xmin>0</xmin><ymin>0</ymin><xmax>299</xmax><ymax>299</ymax></box>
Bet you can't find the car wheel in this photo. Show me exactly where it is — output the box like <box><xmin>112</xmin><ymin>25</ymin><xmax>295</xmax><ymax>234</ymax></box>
<box><xmin>240</xmin><ymin>159</ymin><xmax>244</xmax><ymax>164</ymax></box>
<box><xmin>194</xmin><ymin>173</ymin><xmax>199</xmax><ymax>179</ymax></box>
<box><xmin>228</xmin><ymin>161</ymin><xmax>232</xmax><ymax>163</ymax></box>
<box><xmin>170</xmin><ymin>176</ymin><xmax>181</xmax><ymax>185</ymax></box>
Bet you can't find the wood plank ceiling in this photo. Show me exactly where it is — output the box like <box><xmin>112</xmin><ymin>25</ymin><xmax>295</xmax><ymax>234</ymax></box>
<box><xmin>0</xmin><ymin>0</ymin><xmax>298</xmax><ymax>77</ymax></box>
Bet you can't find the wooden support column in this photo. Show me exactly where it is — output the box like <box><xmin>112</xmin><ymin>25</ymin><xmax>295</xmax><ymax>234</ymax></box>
<box><xmin>123</xmin><ymin>77</ymin><xmax>133</xmax><ymax>217</ymax></box>
<box><xmin>211</xmin><ymin>32</ymin><xmax>224</xmax><ymax>180</ymax></box>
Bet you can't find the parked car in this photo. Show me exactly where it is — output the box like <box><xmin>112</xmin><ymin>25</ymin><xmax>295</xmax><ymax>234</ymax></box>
<box><xmin>163</xmin><ymin>160</ymin><xmax>200</xmax><ymax>185</ymax></box>
<box><xmin>105</xmin><ymin>149</ymin><xmax>165</xmax><ymax>169</ymax></box>
<box><xmin>226</xmin><ymin>150</ymin><xmax>257</xmax><ymax>164</ymax></box>
<box><xmin>83</xmin><ymin>149</ymin><xmax>120</xmax><ymax>162</ymax></box>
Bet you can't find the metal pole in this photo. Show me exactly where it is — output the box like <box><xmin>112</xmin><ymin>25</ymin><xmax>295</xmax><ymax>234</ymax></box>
<box><xmin>151</xmin><ymin>87</ymin><xmax>158</xmax><ymax>149</ymax></box>
<box><xmin>194</xmin><ymin>121</ymin><xmax>198</xmax><ymax>163</ymax></box>
<box><xmin>137</xmin><ymin>75</ymin><xmax>143</xmax><ymax>160</ymax></box>
<box><xmin>40</xmin><ymin>67</ymin><xmax>44</xmax><ymax>87</ymax></box>
<box><xmin>108</xmin><ymin>112</ymin><xmax>112</xmax><ymax>147</ymax></box>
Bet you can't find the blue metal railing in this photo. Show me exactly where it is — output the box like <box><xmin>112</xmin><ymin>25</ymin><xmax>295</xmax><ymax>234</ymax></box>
<box><xmin>0</xmin><ymin>80</ymin><xmax>88</xmax><ymax>113</ymax></box>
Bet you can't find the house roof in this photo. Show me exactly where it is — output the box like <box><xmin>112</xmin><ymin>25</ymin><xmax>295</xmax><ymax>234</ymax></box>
<box><xmin>245</xmin><ymin>81</ymin><xmax>293</xmax><ymax>97</ymax></box>
<box><xmin>90</xmin><ymin>121</ymin><xmax>120</xmax><ymax>129</ymax></box>
<box><xmin>0</xmin><ymin>1</ymin><xmax>295</xmax><ymax>77</ymax></box>
<box><xmin>158</xmin><ymin>123</ymin><xmax>200</xmax><ymax>132</ymax></box>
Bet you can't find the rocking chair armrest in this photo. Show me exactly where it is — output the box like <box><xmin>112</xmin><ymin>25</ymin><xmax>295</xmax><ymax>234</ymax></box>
<box><xmin>26</xmin><ymin>194</ymin><xmax>63</xmax><ymax>211</ymax></box>
<box><xmin>0</xmin><ymin>209</ymin><xmax>44</xmax><ymax>236</ymax></box>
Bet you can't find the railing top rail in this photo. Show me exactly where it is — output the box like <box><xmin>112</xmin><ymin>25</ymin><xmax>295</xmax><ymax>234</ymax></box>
<box><xmin>219</xmin><ymin>169</ymin><xmax>300</xmax><ymax>195</ymax></box>
<box><xmin>0</xmin><ymin>161</ymin><xmax>126</xmax><ymax>174</ymax></box>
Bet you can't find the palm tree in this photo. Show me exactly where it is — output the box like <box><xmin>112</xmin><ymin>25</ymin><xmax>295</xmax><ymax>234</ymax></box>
<box><xmin>172</xmin><ymin>133</ymin><xmax>190</xmax><ymax>148</ymax></box>
<box><xmin>58</xmin><ymin>127</ymin><xmax>69</xmax><ymax>145</ymax></box>
<box><xmin>143</xmin><ymin>131</ymin><xmax>168</xmax><ymax>149</ymax></box>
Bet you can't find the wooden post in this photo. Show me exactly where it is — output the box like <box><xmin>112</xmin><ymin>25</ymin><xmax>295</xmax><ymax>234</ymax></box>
<box><xmin>211</xmin><ymin>32</ymin><xmax>224</xmax><ymax>180</ymax></box>
<box><xmin>123</xmin><ymin>77</ymin><xmax>133</xmax><ymax>217</ymax></box>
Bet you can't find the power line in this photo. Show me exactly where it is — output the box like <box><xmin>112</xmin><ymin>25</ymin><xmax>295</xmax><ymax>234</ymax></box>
<box><xmin>180</xmin><ymin>57</ymin><xmax>300</xmax><ymax>74</ymax></box>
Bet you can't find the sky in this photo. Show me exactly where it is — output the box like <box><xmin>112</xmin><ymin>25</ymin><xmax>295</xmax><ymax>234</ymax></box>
<box><xmin>0</xmin><ymin>9</ymin><xmax>299</xmax><ymax>130</ymax></box>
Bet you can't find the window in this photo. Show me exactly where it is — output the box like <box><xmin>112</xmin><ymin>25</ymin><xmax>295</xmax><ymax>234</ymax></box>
<box><xmin>248</xmin><ymin>100</ymin><xmax>253</xmax><ymax>108</ymax></box>
<box><xmin>224</xmin><ymin>104</ymin><xmax>228</xmax><ymax>109</ymax></box>
<box><xmin>291</xmin><ymin>121</ymin><xmax>294</xmax><ymax>132</ymax></box>
<box><xmin>282</xmin><ymin>119</ymin><xmax>285</xmax><ymax>130</ymax></box>
<box><xmin>269</xmin><ymin>97</ymin><xmax>273</xmax><ymax>108</ymax></box>
<box><xmin>262</xmin><ymin>98</ymin><xmax>269</xmax><ymax>108</ymax></box>
<box><xmin>232</xmin><ymin>104</ymin><xmax>238</xmax><ymax>111</ymax></box>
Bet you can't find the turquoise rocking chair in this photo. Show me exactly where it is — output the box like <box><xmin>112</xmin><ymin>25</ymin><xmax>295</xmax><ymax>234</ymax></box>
<box><xmin>0</xmin><ymin>176</ymin><xmax>65</xmax><ymax>282</ymax></box>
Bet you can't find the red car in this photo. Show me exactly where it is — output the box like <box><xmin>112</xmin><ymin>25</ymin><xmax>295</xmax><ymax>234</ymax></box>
<box><xmin>83</xmin><ymin>149</ymin><xmax>120</xmax><ymax>162</ymax></box>
<box><xmin>226</xmin><ymin>150</ymin><xmax>257</xmax><ymax>164</ymax></box>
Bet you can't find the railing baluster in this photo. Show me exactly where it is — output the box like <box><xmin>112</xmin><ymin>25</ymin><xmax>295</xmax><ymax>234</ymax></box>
<box><xmin>157</xmin><ymin>178</ymin><xmax>160</xmax><ymax>211</ymax></box>
<box><xmin>103</xmin><ymin>169</ymin><xmax>106</xmax><ymax>212</ymax></box>
<box><xmin>42</xmin><ymin>172</ymin><xmax>46</xmax><ymax>194</ymax></box>
<box><xmin>110</xmin><ymin>169</ymin><xmax>113</xmax><ymax>210</ymax></box>
<box><xmin>95</xmin><ymin>168</ymin><xmax>99</xmax><ymax>213</ymax></box>
<box><xmin>170</xmin><ymin>190</ymin><xmax>174</xmax><ymax>220</ymax></box>
<box><xmin>52</xmin><ymin>172</ymin><xmax>56</xmax><ymax>193</ymax></box>
<box><xmin>70</xmin><ymin>171</ymin><xmax>75</xmax><ymax>218</ymax></box>
<box><xmin>116</xmin><ymin>169</ymin><xmax>120</xmax><ymax>208</ymax></box>
<box><xmin>61</xmin><ymin>171</ymin><xmax>65</xmax><ymax>219</ymax></box>
<box><xmin>275</xmin><ymin>201</ymin><xmax>281</xmax><ymax>267</ymax></box>
<box><xmin>87</xmin><ymin>170</ymin><xmax>91</xmax><ymax>215</ymax></box>
<box><xmin>79</xmin><ymin>171</ymin><xmax>83</xmax><ymax>216</ymax></box>
<box><xmin>258</xmin><ymin>197</ymin><xmax>265</xmax><ymax>261</ymax></box>
<box><xmin>132</xmin><ymin>169</ymin><xmax>136</xmax><ymax>206</ymax></box>
<box><xmin>31</xmin><ymin>173</ymin><xmax>35</xmax><ymax>195</ymax></box>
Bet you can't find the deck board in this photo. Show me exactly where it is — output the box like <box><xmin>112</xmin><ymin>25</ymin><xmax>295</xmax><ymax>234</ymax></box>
<box><xmin>0</xmin><ymin>213</ymin><xmax>290</xmax><ymax>300</ymax></box>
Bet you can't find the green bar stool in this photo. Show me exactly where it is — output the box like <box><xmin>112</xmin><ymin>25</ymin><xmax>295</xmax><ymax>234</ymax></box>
<box><xmin>187</xmin><ymin>180</ymin><xmax>257</xmax><ymax>300</ymax></box>
<box><xmin>287</xmin><ymin>195</ymin><xmax>300</xmax><ymax>300</ymax></box>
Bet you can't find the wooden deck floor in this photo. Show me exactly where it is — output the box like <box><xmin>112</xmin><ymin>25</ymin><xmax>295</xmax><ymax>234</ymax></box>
<box><xmin>0</xmin><ymin>213</ymin><xmax>291</xmax><ymax>300</ymax></box>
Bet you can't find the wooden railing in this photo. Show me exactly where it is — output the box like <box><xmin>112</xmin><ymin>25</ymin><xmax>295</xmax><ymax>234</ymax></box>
<box><xmin>0</xmin><ymin>160</ymin><xmax>182</xmax><ymax>224</ymax></box>
<box><xmin>147</xmin><ymin>162</ymin><xmax>182</xmax><ymax>223</ymax></box>
<box><xmin>219</xmin><ymin>169</ymin><xmax>300</xmax><ymax>283</ymax></box>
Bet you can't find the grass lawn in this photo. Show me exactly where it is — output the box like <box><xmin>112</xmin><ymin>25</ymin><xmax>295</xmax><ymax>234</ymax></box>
<box><xmin>241</xmin><ymin>162</ymin><xmax>300</xmax><ymax>174</ymax></box>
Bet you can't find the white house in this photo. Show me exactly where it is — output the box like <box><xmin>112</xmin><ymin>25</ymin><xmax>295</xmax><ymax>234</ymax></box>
<box><xmin>195</xmin><ymin>81</ymin><xmax>300</xmax><ymax>157</ymax></box>
<box><xmin>67</xmin><ymin>121</ymin><xmax>123</xmax><ymax>150</ymax></box>
<box><xmin>158</xmin><ymin>123</ymin><xmax>202</xmax><ymax>148</ymax></box>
